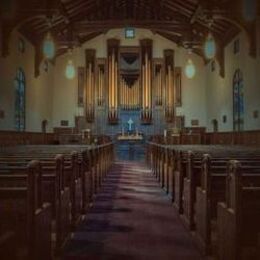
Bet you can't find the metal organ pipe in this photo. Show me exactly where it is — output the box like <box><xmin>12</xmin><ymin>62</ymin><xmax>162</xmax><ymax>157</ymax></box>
<box><xmin>111</xmin><ymin>50</ymin><xmax>114</xmax><ymax>108</ymax></box>
<box><xmin>108</xmin><ymin>56</ymin><xmax>111</xmax><ymax>108</ymax></box>
<box><xmin>115</xmin><ymin>58</ymin><xmax>117</xmax><ymax>108</ymax></box>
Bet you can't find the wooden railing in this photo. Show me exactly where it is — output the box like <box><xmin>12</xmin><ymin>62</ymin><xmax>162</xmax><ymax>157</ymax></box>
<box><xmin>205</xmin><ymin>130</ymin><xmax>260</xmax><ymax>146</ymax></box>
<box><xmin>150</xmin><ymin>130</ymin><xmax>260</xmax><ymax>146</ymax></box>
<box><xmin>0</xmin><ymin>130</ymin><xmax>112</xmax><ymax>147</ymax></box>
<box><xmin>0</xmin><ymin>131</ymin><xmax>58</xmax><ymax>146</ymax></box>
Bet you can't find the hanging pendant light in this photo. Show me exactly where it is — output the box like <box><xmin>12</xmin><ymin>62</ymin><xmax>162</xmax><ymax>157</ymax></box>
<box><xmin>43</xmin><ymin>32</ymin><xmax>55</xmax><ymax>59</ymax></box>
<box><xmin>65</xmin><ymin>60</ymin><xmax>76</xmax><ymax>79</ymax></box>
<box><xmin>204</xmin><ymin>33</ymin><xmax>216</xmax><ymax>60</ymax></box>
<box><xmin>185</xmin><ymin>59</ymin><xmax>196</xmax><ymax>79</ymax></box>
<box><xmin>242</xmin><ymin>0</ymin><xmax>257</xmax><ymax>21</ymax></box>
<box><xmin>65</xmin><ymin>49</ymin><xmax>76</xmax><ymax>80</ymax></box>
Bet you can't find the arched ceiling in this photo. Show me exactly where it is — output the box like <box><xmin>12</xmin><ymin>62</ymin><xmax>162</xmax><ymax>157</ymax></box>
<box><xmin>0</xmin><ymin>0</ymin><xmax>259</xmax><ymax>60</ymax></box>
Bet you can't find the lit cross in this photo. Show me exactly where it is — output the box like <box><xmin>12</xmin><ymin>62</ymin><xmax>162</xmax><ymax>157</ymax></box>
<box><xmin>127</xmin><ymin>118</ymin><xmax>134</xmax><ymax>131</ymax></box>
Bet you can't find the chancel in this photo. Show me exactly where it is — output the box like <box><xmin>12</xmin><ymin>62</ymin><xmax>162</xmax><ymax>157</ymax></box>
<box><xmin>0</xmin><ymin>1</ymin><xmax>260</xmax><ymax>260</ymax></box>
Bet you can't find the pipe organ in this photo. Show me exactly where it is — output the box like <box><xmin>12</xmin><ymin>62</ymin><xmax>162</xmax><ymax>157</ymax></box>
<box><xmin>96</xmin><ymin>59</ymin><xmax>106</xmax><ymax>107</ymax></box>
<box><xmin>153</xmin><ymin>59</ymin><xmax>164</xmax><ymax>106</ymax></box>
<box><xmin>140</xmin><ymin>39</ymin><xmax>153</xmax><ymax>124</ymax></box>
<box><xmin>164</xmin><ymin>50</ymin><xmax>175</xmax><ymax>123</ymax></box>
<box><xmin>79</xmin><ymin>41</ymin><xmax>182</xmax><ymax>132</ymax></box>
<box><xmin>120</xmin><ymin>77</ymin><xmax>140</xmax><ymax>110</ymax></box>
<box><xmin>85</xmin><ymin>49</ymin><xmax>96</xmax><ymax>123</ymax></box>
<box><xmin>174</xmin><ymin>67</ymin><xmax>182</xmax><ymax>107</ymax></box>
<box><xmin>107</xmin><ymin>39</ymin><xmax>120</xmax><ymax>124</ymax></box>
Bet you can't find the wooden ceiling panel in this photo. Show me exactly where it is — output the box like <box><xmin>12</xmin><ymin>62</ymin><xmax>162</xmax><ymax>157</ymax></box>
<box><xmin>2</xmin><ymin>0</ymin><xmax>257</xmax><ymax>60</ymax></box>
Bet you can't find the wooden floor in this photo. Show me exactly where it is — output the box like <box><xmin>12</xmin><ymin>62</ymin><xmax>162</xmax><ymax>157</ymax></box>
<box><xmin>63</xmin><ymin>161</ymin><xmax>204</xmax><ymax>260</ymax></box>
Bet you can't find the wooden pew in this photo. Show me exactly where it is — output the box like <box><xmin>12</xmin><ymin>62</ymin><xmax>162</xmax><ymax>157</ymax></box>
<box><xmin>217</xmin><ymin>160</ymin><xmax>260</xmax><ymax>260</ymax></box>
<box><xmin>194</xmin><ymin>155</ymin><xmax>260</xmax><ymax>254</ymax></box>
<box><xmin>0</xmin><ymin>151</ymin><xmax>83</xmax><ymax>228</ymax></box>
<box><xmin>0</xmin><ymin>142</ymin><xmax>114</xmax><ymax>214</ymax></box>
<box><xmin>173</xmin><ymin>150</ymin><xmax>187</xmax><ymax>214</ymax></box>
<box><xmin>0</xmin><ymin>142</ymin><xmax>114</xmax><ymax>257</ymax></box>
<box><xmin>164</xmin><ymin>147</ymin><xmax>175</xmax><ymax>197</ymax></box>
<box><xmin>147</xmin><ymin>142</ymin><xmax>260</xmax><ymax>259</ymax></box>
<box><xmin>177</xmin><ymin>151</ymin><xmax>260</xmax><ymax>231</ymax></box>
<box><xmin>0</xmin><ymin>231</ymin><xmax>15</xmax><ymax>259</ymax></box>
<box><xmin>0</xmin><ymin>161</ymin><xmax>52</xmax><ymax>260</ymax></box>
<box><xmin>0</xmin><ymin>155</ymin><xmax>71</xmax><ymax>254</ymax></box>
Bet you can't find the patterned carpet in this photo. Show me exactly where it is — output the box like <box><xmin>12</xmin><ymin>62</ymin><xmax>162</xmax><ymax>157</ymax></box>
<box><xmin>63</xmin><ymin>161</ymin><xmax>204</xmax><ymax>260</ymax></box>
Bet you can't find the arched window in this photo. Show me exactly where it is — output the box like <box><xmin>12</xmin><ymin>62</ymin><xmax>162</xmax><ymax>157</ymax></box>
<box><xmin>233</xmin><ymin>70</ymin><xmax>244</xmax><ymax>131</ymax></box>
<box><xmin>15</xmin><ymin>69</ymin><xmax>26</xmax><ymax>131</ymax></box>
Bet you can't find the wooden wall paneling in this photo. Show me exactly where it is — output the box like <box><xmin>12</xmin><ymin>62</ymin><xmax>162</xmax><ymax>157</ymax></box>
<box><xmin>0</xmin><ymin>131</ymin><xmax>58</xmax><ymax>146</ymax></box>
<box><xmin>205</xmin><ymin>130</ymin><xmax>260</xmax><ymax>146</ymax></box>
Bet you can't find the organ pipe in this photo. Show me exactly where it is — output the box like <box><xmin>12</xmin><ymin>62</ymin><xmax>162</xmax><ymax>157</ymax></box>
<box><xmin>140</xmin><ymin>39</ymin><xmax>153</xmax><ymax>124</ymax></box>
<box><xmin>164</xmin><ymin>49</ymin><xmax>175</xmax><ymax>123</ymax></box>
<box><xmin>107</xmin><ymin>39</ymin><xmax>120</xmax><ymax>123</ymax></box>
<box><xmin>85</xmin><ymin>49</ymin><xmax>96</xmax><ymax>123</ymax></box>
<box><xmin>153</xmin><ymin>61</ymin><xmax>163</xmax><ymax>106</ymax></box>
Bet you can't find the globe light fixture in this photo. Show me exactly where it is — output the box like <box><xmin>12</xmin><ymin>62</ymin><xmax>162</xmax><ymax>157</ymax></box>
<box><xmin>204</xmin><ymin>33</ymin><xmax>216</xmax><ymax>60</ymax></box>
<box><xmin>43</xmin><ymin>32</ymin><xmax>55</xmax><ymax>59</ymax></box>
<box><xmin>242</xmin><ymin>0</ymin><xmax>257</xmax><ymax>21</ymax></box>
<box><xmin>65</xmin><ymin>59</ymin><xmax>76</xmax><ymax>79</ymax></box>
<box><xmin>185</xmin><ymin>59</ymin><xmax>196</xmax><ymax>79</ymax></box>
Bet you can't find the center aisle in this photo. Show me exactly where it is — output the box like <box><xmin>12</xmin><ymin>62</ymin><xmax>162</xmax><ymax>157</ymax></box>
<box><xmin>63</xmin><ymin>161</ymin><xmax>204</xmax><ymax>260</ymax></box>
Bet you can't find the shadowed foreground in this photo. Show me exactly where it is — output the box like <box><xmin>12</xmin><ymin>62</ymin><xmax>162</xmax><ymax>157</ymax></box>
<box><xmin>63</xmin><ymin>161</ymin><xmax>203</xmax><ymax>260</ymax></box>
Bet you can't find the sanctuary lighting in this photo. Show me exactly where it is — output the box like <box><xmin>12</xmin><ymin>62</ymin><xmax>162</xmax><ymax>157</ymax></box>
<box><xmin>204</xmin><ymin>33</ymin><xmax>216</xmax><ymax>60</ymax></box>
<box><xmin>185</xmin><ymin>59</ymin><xmax>196</xmax><ymax>79</ymax></box>
<box><xmin>65</xmin><ymin>59</ymin><xmax>76</xmax><ymax>80</ymax></box>
<box><xmin>43</xmin><ymin>32</ymin><xmax>55</xmax><ymax>59</ymax></box>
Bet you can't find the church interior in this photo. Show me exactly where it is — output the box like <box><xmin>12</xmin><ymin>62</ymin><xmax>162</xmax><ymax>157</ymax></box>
<box><xmin>0</xmin><ymin>0</ymin><xmax>260</xmax><ymax>259</ymax></box>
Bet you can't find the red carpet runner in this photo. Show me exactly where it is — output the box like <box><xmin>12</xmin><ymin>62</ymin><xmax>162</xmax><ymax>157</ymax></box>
<box><xmin>63</xmin><ymin>161</ymin><xmax>204</xmax><ymax>260</ymax></box>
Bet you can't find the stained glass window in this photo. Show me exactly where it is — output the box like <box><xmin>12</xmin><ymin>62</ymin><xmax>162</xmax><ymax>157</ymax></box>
<box><xmin>15</xmin><ymin>69</ymin><xmax>26</xmax><ymax>131</ymax></box>
<box><xmin>233</xmin><ymin>70</ymin><xmax>244</xmax><ymax>131</ymax></box>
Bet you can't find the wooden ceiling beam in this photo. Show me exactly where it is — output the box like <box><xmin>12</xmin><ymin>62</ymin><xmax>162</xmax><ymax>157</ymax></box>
<box><xmin>190</xmin><ymin>5</ymin><xmax>203</xmax><ymax>24</ymax></box>
<box><xmin>66</xmin><ymin>1</ymin><xmax>95</xmax><ymax>15</ymax></box>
